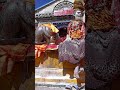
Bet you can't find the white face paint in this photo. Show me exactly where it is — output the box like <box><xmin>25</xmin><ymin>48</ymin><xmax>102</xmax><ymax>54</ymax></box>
<box><xmin>74</xmin><ymin>10</ymin><xmax>84</xmax><ymax>20</ymax></box>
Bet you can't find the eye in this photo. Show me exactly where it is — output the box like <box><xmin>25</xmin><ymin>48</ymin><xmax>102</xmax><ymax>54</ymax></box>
<box><xmin>77</xmin><ymin>12</ymin><xmax>81</xmax><ymax>14</ymax></box>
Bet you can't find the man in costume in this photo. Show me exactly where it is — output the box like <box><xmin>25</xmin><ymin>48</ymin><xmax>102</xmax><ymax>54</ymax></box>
<box><xmin>58</xmin><ymin>0</ymin><xmax>85</xmax><ymax>89</ymax></box>
<box><xmin>35</xmin><ymin>23</ymin><xmax>59</xmax><ymax>66</ymax></box>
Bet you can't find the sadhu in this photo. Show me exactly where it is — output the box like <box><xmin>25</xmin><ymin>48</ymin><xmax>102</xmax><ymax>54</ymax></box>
<box><xmin>35</xmin><ymin>23</ymin><xmax>60</xmax><ymax>66</ymax></box>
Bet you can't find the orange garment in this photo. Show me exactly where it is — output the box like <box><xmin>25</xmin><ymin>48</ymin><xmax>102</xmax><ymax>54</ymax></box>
<box><xmin>67</xmin><ymin>20</ymin><xmax>85</xmax><ymax>39</ymax></box>
<box><xmin>35</xmin><ymin>44</ymin><xmax>47</xmax><ymax>59</ymax></box>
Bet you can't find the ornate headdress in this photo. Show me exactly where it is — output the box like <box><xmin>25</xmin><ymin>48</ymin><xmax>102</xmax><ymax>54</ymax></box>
<box><xmin>73</xmin><ymin>0</ymin><xmax>85</xmax><ymax>11</ymax></box>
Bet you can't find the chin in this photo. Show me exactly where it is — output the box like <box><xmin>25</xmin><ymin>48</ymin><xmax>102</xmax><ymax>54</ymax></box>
<box><xmin>75</xmin><ymin>17</ymin><xmax>82</xmax><ymax>20</ymax></box>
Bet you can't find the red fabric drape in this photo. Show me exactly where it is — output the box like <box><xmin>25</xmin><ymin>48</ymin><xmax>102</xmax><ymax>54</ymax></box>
<box><xmin>0</xmin><ymin>44</ymin><xmax>31</xmax><ymax>76</ymax></box>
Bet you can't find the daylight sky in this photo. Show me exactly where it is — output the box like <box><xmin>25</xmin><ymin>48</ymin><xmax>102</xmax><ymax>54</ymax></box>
<box><xmin>35</xmin><ymin>0</ymin><xmax>54</xmax><ymax>9</ymax></box>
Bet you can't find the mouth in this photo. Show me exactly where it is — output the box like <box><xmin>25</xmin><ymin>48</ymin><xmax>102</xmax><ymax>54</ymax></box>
<box><xmin>76</xmin><ymin>14</ymin><xmax>83</xmax><ymax>17</ymax></box>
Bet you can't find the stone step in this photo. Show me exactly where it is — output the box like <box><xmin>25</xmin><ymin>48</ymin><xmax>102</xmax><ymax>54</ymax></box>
<box><xmin>35</xmin><ymin>76</ymin><xmax>77</xmax><ymax>85</ymax></box>
<box><xmin>35</xmin><ymin>82</ymin><xmax>71</xmax><ymax>87</ymax></box>
<box><xmin>35</xmin><ymin>86</ymin><xmax>85</xmax><ymax>90</ymax></box>
<box><xmin>35</xmin><ymin>83</ymin><xmax>85</xmax><ymax>90</ymax></box>
<box><xmin>35</xmin><ymin>86</ymin><xmax>66</xmax><ymax>90</ymax></box>
<box><xmin>35</xmin><ymin>68</ymin><xmax>63</xmax><ymax>77</ymax></box>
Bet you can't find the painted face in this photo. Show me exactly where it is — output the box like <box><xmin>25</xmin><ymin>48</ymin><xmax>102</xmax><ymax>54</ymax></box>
<box><xmin>74</xmin><ymin>10</ymin><xmax>84</xmax><ymax>20</ymax></box>
<box><xmin>74</xmin><ymin>10</ymin><xmax>83</xmax><ymax>17</ymax></box>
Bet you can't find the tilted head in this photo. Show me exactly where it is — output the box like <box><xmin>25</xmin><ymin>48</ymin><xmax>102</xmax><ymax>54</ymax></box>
<box><xmin>73</xmin><ymin>0</ymin><xmax>85</xmax><ymax>20</ymax></box>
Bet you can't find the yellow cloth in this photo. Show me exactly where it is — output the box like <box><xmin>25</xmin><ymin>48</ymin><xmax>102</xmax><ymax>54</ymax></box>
<box><xmin>43</xmin><ymin>23</ymin><xmax>59</xmax><ymax>33</ymax></box>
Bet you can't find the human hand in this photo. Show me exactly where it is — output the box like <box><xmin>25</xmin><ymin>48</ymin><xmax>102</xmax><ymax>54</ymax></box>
<box><xmin>74</xmin><ymin>66</ymin><xmax>80</xmax><ymax>78</ymax></box>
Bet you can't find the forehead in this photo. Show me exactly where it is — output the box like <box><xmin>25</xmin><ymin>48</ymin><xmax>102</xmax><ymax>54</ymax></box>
<box><xmin>75</xmin><ymin>10</ymin><xmax>82</xmax><ymax>12</ymax></box>
<box><xmin>74</xmin><ymin>9</ymin><xmax>83</xmax><ymax>11</ymax></box>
